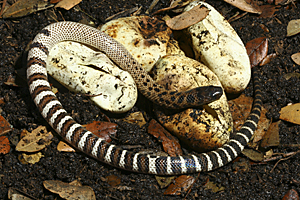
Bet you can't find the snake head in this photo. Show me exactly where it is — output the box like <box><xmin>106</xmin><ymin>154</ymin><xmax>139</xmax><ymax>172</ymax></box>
<box><xmin>186</xmin><ymin>86</ymin><xmax>223</xmax><ymax>107</ymax></box>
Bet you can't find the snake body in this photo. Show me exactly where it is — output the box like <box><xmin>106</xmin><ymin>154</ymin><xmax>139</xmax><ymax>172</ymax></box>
<box><xmin>27</xmin><ymin>21</ymin><xmax>262</xmax><ymax>175</ymax></box>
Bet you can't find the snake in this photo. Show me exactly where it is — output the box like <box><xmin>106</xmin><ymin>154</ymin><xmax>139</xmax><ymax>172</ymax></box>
<box><xmin>27</xmin><ymin>21</ymin><xmax>262</xmax><ymax>175</ymax></box>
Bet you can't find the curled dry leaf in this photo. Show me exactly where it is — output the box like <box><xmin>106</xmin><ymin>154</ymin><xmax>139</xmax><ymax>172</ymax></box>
<box><xmin>57</xmin><ymin>141</ymin><xmax>76</xmax><ymax>152</ymax></box>
<box><xmin>55</xmin><ymin>0</ymin><xmax>82</xmax><ymax>10</ymax></box>
<box><xmin>83</xmin><ymin>121</ymin><xmax>118</xmax><ymax>142</ymax></box>
<box><xmin>246</xmin><ymin>37</ymin><xmax>268</xmax><ymax>67</ymax></box>
<box><xmin>242</xmin><ymin>148</ymin><xmax>264</xmax><ymax>162</ymax></box>
<box><xmin>155</xmin><ymin>176</ymin><xmax>176</xmax><ymax>189</ymax></box>
<box><xmin>287</xmin><ymin>19</ymin><xmax>300</xmax><ymax>37</ymax></box>
<box><xmin>260</xmin><ymin>121</ymin><xmax>280</xmax><ymax>148</ymax></box>
<box><xmin>16</xmin><ymin>126</ymin><xmax>53</xmax><ymax>152</ymax></box>
<box><xmin>204</xmin><ymin>180</ymin><xmax>225</xmax><ymax>193</ymax></box>
<box><xmin>21</xmin><ymin>152</ymin><xmax>44</xmax><ymax>164</ymax></box>
<box><xmin>0</xmin><ymin>136</ymin><xmax>10</xmax><ymax>154</ymax></box>
<box><xmin>291</xmin><ymin>52</ymin><xmax>300</xmax><ymax>65</ymax></box>
<box><xmin>166</xmin><ymin>4</ymin><xmax>209</xmax><ymax>30</ymax></box>
<box><xmin>0</xmin><ymin>115</ymin><xmax>12</xmax><ymax>136</ymax></box>
<box><xmin>279</xmin><ymin>103</ymin><xmax>300</xmax><ymax>125</ymax></box>
<box><xmin>2</xmin><ymin>0</ymin><xmax>54</xmax><ymax>18</ymax></box>
<box><xmin>223</xmin><ymin>0</ymin><xmax>261</xmax><ymax>14</ymax></box>
<box><xmin>260</xmin><ymin>53</ymin><xmax>277</xmax><ymax>66</ymax></box>
<box><xmin>43</xmin><ymin>180</ymin><xmax>96</xmax><ymax>200</ymax></box>
<box><xmin>282</xmin><ymin>189</ymin><xmax>299</xmax><ymax>200</ymax></box>
<box><xmin>121</xmin><ymin>112</ymin><xmax>146</xmax><ymax>128</ymax></box>
<box><xmin>148</xmin><ymin>119</ymin><xmax>183</xmax><ymax>156</ymax></box>
<box><xmin>106</xmin><ymin>175</ymin><xmax>121</xmax><ymax>187</ymax></box>
<box><xmin>163</xmin><ymin>175</ymin><xmax>195</xmax><ymax>195</ymax></box>
<box><xmin>258</xmin><ymin>5</ymin><xmax>279</xmax><ymax>18</ymax></box>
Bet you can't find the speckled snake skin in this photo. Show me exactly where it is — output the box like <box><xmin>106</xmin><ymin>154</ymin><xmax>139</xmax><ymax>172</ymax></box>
<box><xmin>27</xmin><ymin>21</ymin><xmax>262</xmax><ymax>175</ymax></box>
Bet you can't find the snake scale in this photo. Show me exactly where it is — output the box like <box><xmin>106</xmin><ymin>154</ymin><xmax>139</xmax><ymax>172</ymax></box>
<box><xmin>27</xmin><ymin>21</ymin><xmax>262</xmax><ymax>175</ymax></box>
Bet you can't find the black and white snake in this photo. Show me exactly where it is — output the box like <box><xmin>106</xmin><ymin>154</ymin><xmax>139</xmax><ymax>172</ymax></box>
<box><xmin>27</xmin><ymin>21</ymin><xmax>262</xmax><ymax>175</ymax></box>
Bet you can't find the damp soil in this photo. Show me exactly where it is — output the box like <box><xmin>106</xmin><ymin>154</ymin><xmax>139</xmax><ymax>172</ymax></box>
<box><xmin>1</xmin><ymin>0</ymin><xmax>300</xmax><ymax>199</ymax></box>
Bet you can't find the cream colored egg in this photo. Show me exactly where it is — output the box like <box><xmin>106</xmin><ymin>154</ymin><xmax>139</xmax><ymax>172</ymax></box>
<box><xmin>184</xmin><ymin>1</ymin><xmax>251</xmax><ymax>93</ymax></box>
<box><xmin>100</xmin><ymin>16</ymin><xmax>184</xmax><ymax>72</ymax></box>
<box><xmin>153</xmin><ymin>55</ymin><xmax>232</xmax><ymax>152</ymax></box>
<box><xmin>47</xmin><ymin>41</ymin><xmax>137</xmax><ymax>113</ymax></box>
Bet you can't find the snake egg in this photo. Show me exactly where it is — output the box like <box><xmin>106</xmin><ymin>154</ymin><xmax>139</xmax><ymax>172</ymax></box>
<box><xmin>184</xmin><ymin>1</ymin><xmax>251</xmax><ymax>93</ymax></box>
<box><xmin>47</xmin><ymin>41</ymin><xmax>138</xmax><ymax>113</ymax></box>
<box><xmin>153</xmin><ymin>55</ymin><xmax>233</xmax><ymax>152</ymax></box>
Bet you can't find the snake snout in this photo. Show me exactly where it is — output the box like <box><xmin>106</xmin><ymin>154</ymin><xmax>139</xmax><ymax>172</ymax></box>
<box><xmin>194</xmin><ymin>86</ymin><xmax>223</xmax><ymax>105</ymax></box>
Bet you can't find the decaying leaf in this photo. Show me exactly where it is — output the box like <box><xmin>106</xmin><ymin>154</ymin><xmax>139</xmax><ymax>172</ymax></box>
<box><xmin>166</xmin><ymin>4</ymin><xmax>209</xmax><ymax>30</ymax></box>
<box><xmin>282</xmin><ymin>189</ymin><xmax>299</xmax><ymax>200</ymax></box>
<box><xmin>155</xmin><ymin>176</ymin><xmax>176</xmax><ymax>189</ymax></box>
<box><xmin>279</xmin><ymin>103</ymin><xmax>300</xmax><ymax>125</ymax></box>
<box><xmin>0</xmin><ymin>115</ymin><xmax>12</xmax><ymax>136</ymax></box>
<box><xmin>246</xmin><ymin>37</ymin><xmax>268</xmax><ymax>67</ymax></box>
<box><xmin>260</xmin><ymin>53</ymin><xmax>277</xmax><ymax>66</ymax></box>
<box><xmin>83</xmin><ymin>121</ymin><xmax>117</xmax><ymax>142</ymax></box>
<box><xmin>122</xmin><ymin>112</ymin><xmax>146</xmax><ymax>128</ymax></box>
<box><xmin>283</xmin><ymin>72</ymin><xmax>300</xmax><ymax>80</ymax></box>
<box><xmin>287</xmin><ymin>19</ymin><xmax>300</xmax><ymax>37</ymax></box>
<box><xmin>260</xmin><ymin>121</ymin><xmax>280</xmax><ymax>148</ymax></box>
<box><xmin>106</xmin><ymin>175</ymin><xmax>121</xmax><ymax>187</ymax></box>
<box><xmin>223</xmin><ymin>0</ymin><xmax>261</xmax><ymax>14</ymax></box>
<box><xmin>204</xmin><ymin>180</ymin><xmax>225</xmax><ymax>193</ymax></box>
<box><xmin>242</xmin><ymin>148</ymin><xmax>264</xmax><ymax>162</ymax></box>
<box><xmin>0</xmin><ymin>136</ymin><xmax>10</xmax><ymax>154</ymax></box>
<box><xmin>163</xmin><ymin>175</ymin><xmax>195</xmax><ymax>195</ymax></box>
<box><xmin>57</xmin><ymin>141</ymin><xmax>76</xmax><ymax>152</ymax></box>
<box><xmin>55</xmin><ymin>0</ymin><xmax>82</xmax><ymax>10</ymax></box>
<box><xmin>148</xmin><ymin>119</ymin><xmax>183</xmax><ymax>156</ymax></box>
<box><xmin>8</xmin><ymin>187</ymin><xmax>33</xmax><ymax>200</ymax></box>
<box><xmin>16</xmin><ymin>126</ymin><xmax>53</xmax><ymax>152</ymax></box>
<box><xmin>43</xmin><ymin>180</ymin><xmax>96</xmax><ymax>200</ymax></box>
<box><xmin>21</xmin><ymin>152</ymin><xmax>44</xmax><ymax>164</ymax></box>
<box><xmin>258</xmin><ymin>5</ymin><xmax>279</xmax><ymax>18</ymax></box>
<box><xmin>291</xmin><ymin>52</ymin><xmax>300</xmax><ymax>65</ymax></box>
<box><xmin>2</xmin><ymin>0</ymin><xmax>54</xmax><ymax>18</ymax></box>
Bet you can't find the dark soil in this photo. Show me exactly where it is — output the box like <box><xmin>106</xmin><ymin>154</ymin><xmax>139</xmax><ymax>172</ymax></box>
<box><xmin>1</xmin><ymin>0</ymin><xmax>300</xmax><ymax>199</ymax></box>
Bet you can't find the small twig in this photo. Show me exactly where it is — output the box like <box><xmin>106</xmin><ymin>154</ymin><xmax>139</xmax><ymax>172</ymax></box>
<box><xmin>146</xmin><ymin>0</ymin><xmax>160</xmax><ymax>14</ymax></box>
<box><xmin>270</xmin><ymin>150</ymin><xmax>300</xmax><ymax>173</ymax></box>
<box><xmin>0</xmin><ymin>0</ymin><xmax>7</xmax><ymax>16</ymax></box>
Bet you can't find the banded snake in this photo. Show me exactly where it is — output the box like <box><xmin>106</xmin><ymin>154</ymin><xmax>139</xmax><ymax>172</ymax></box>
<box><xmin>27</xmin><ymin>21</ymin><xmax>262</xmax><ymax>175</ymax></box>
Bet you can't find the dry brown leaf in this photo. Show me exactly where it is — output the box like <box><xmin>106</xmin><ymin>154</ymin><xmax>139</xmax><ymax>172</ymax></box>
<box><xmin>282</xmin><ymin>189</ymin><xmax>299</xmax><ymax>200</ymax></box>
<box><xmin>279</xmin><ymin>103</ymin><xmax>300</xmax><ymax>125</ymax></box>
<box><xmin>148</xmin><ymin>119</ymin><xmax>183</xmax><ymax>156</ymax></box>
<box><xmin>0</xmin><ymin>115</ymin><xmax>12</xmax><ymax>136</ymax></box>
<box><xmin>166</xmin><ymin>4</ymin><xmax>209</xmax><ymax>30</ymax></box>
<box><xmin>155</xmin><ymin>176</ymin><xmax>176</xmax><ymax>188</ymax></box>
<box><xmin>16</xmin><ymin>126</ymin><xmax>53</xmax><ymax>152</ymax></box>
<box><xmin>57</xmin><ymin>141</ymin><xmax>76</xmax><ymax>152</ymax></box>
<box><xmin>260</xmin><ymin>121</ymin><xmax>280</xmax><ymax>148</ymax></box>
<box><xmin>55</xmin><ymin>0</ymin><xmax>82</xmax><ymax>10</ymax></box>
<box><xmin>258</xmin><ymin>5</ymin><xmax>279</xmax><ymax>18</ymax></box>
<box><xmin>0</xmin><ymin>136</ymin><xmax>10</xmax><ymax>154</ymax></box>
<box><xmin>223</xmin><ymin>0</ymin><xmax>261</xmax><ymax>14</ymax></box>
<box><xmin>2</xmin><ymin>0</ymin><xmax>54</xmax><ymax>18</ymax></box>
<box><xmin>204</xmin><ymin>180</ymin><xmax>225</xmax><ymax>193</ymax></box>
<box><xmin>246</xmin><ymin>37</ymin><xmax>268</xmax><ymax>67</ymax></box>
<box><xmin>291</xmin><ymin>52</ymin><xmax>300</xmax><ymax>65</ymax></box>
<box><xmin>122</xmin><ymin>112</ymin><xmax>146</xmax><ymax>127</ymax></box>
<box><xmin>106</xmin><ymin>175</ymin><xmax>121</xmax><ymax>187</ymax></box>
<box><xmin>242</xmin><ymin>148</ymin><xmax>264</xmax><ymax>162</ymax></box>
<box><xmin>260</xmin><ymin>53</ymin><xmax>277</xmax><ymax>66</ymax></box>
<box><xmin>21</xmin><ymin>152</ymin><xmax>44</xmax><ymax>164</ymax></box>
<box><xmin>287</xmin><ymin>19</ymin><xmax>300</xmax><ymax>37</ymax></box>
<box><xmin>163</xmin><ymin>175</ymin><xmax>195</xmax><ymax>195</ymax></box>
<box><xmin>43</xmin><ymin>180</ymin><xmax>96</xmax><ymax>200</ymax></box>
<box><xmin>83</xmin><ymin>121</ymin><xmax>117</xmax><ymax>142</ymax></box>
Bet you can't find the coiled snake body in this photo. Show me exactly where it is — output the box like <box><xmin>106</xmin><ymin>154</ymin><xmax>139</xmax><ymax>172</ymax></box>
<box><xmin>27</xmin><ymin>21</ymin><xmax>262</xmax><ymax>175</ymax></box>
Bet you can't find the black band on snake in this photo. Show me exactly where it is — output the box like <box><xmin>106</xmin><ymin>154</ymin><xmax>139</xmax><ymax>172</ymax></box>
<box><xmin>27</xmin><ymin>21</ymin><xmax>262</xmax><ymax>175</ymax></box>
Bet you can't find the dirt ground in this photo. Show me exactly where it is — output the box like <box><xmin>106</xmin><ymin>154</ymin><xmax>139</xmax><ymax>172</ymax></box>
<box><xmin>1</xmin><ymin>0</ymin><xmax>300</xmax><ymax>199</ymax></box>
